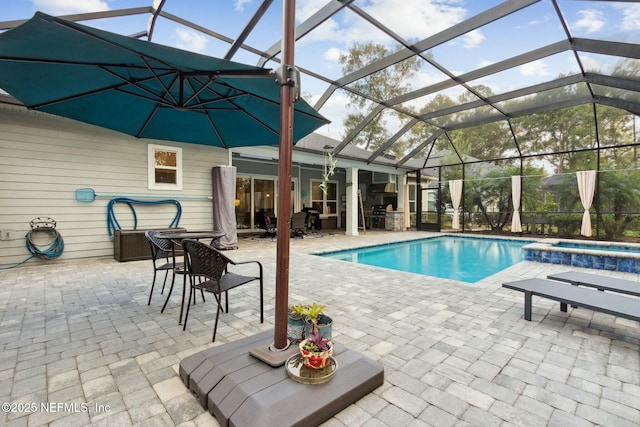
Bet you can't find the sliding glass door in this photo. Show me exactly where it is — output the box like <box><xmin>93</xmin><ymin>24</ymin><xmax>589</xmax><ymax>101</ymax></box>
<box><xmin>235</xmin><ymin>175</ymin><xmax>298</xmax><ymax>230</ymax></box>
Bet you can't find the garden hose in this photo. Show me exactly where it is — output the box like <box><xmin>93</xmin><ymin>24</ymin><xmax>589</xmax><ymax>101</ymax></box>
<box><xmin>0</xmin><ymin>217</ymin><xmax>64</xmax><ymax>270</ymax></box>
<box><xmin>106</xmin><ymin>197</ymin><xmax>182</xmax><ymax>238</ymax></box>
<box><xmin>26</xmin><ymin>218</ymin><xmax>65</xmax><ymax>260</ymax></box>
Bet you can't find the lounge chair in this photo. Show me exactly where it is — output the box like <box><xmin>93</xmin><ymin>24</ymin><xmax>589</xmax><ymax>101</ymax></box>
<box><xmin>547</xmin><ymin>271</ymin><xmax>640</xmax><ymax>297</ymax></box>
<box><xmin>502</xmin><ymin>278</ymin><xmax>640</xmax><ymax>323</ymax></box>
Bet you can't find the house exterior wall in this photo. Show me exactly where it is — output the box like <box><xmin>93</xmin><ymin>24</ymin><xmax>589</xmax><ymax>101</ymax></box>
<box><xmin>0</xmin><ymin>106</ymin><xmax>227</xmax><ymax>268</ymax></box>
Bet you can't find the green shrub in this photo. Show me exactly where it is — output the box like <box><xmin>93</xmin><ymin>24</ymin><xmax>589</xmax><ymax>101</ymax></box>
<box><xmin>552</xmin><ymin>214</ymin><xmax>582</xmax><ymax>236</ymax></box>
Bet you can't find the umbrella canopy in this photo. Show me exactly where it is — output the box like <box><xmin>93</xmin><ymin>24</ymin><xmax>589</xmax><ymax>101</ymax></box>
<box><xmin>0</xmin><ymin>12</ymin><xmax>328</xmax><ymax>148</ymax></box>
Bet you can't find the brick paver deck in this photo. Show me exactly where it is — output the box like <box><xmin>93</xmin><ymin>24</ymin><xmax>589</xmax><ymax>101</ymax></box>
<box><xmin>1</xmin><ymin>231</ymin><xmax>639</xmax><ymax>426</ymax></box>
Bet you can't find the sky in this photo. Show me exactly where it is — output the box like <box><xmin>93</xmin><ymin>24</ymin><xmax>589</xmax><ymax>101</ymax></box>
<box><xmin>2</xmin><ymin>0</ymin><xmax>639</xmax><ymax>140</ymax></box>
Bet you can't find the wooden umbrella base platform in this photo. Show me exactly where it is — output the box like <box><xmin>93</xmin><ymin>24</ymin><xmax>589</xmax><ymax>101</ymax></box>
<box><xmin>179</xmin><ymin>330</ymin><xmax>384</xmax><ymax>427</ymax></box>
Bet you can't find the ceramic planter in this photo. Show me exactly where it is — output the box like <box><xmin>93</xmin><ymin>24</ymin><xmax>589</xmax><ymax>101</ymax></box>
<box><xmin>303</xmin><ymin>314</ymin><xmax>332</xmax><ymax>340</ymax></box>
<box><xmin>299</xmin><ymin>339</ymin><xmax>334</xmax><ymax>369</ymax></box>
<box><xmin>287</xmin><ymin>311</ymin><xmax>305</xmax><ymax>343</ymax></box>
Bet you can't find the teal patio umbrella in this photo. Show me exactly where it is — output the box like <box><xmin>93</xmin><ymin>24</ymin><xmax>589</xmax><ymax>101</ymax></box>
<box><xmin>0</xmin><ymin>12</ymin><xmax>328</xmax><ymax>148</ymax></box>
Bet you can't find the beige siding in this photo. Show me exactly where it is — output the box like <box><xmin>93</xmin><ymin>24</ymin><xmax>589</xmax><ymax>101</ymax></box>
<box><xmin>0</xmin><ymin>105</ymin><xmax>228</xmax><ymax>268</ymax></box>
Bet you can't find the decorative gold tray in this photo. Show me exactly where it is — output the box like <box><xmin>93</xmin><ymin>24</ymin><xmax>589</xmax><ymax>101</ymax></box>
<box><xmin>285</xmin><ymin>354</ymin><xmax>337</xmax><ymax>384</ymax></box>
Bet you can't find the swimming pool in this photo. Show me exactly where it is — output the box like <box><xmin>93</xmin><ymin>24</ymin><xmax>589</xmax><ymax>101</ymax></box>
<box><xmin>318</xmin><ymin>236</ymin><xmax>531</xmax><ymax>283</ymax></box>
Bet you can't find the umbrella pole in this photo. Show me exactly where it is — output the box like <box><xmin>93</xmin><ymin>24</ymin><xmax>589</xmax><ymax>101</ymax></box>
<box><xmin>273</xmin><ymin>0</ymin><xmax>296</xmax><ymax>351</ymax></box>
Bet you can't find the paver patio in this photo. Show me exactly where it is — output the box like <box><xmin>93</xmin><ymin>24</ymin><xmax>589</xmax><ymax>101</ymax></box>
<box><xmin>1</xmin><ymin>231</ymin><xmax>639</xmax><ymax>426</ymax></box>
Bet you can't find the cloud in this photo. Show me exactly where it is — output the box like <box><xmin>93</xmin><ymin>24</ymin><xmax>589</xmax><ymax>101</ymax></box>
<box><xmin>573</xmin><ymin>9</ymin><xmax>605</xmax><ymax>34</ymax></box>
<box><xmin>33</xmin><ymin>0</ymin><xmax>109</xmax><ymax>15</ymax></box>
<box><xmin>297</xmin><ymin>0</ymin><xmax>332</xmax><ymax>21</ymax></box>
<box><xmin>234</xmin><ymin>0</ymin><xmax>253</xmax><ymax>13</ymax></box>
<box><xmin>410</xmin><ymin>68</ymin><xmax>448</xmax><ymax>89</ymax></box>
<box><xmin>293</xmin><ymin>2</ymin><xmax>348</xmax><ymax>48</ymax></box>
<box><xmin>519</xmin><ymin>60</ymin><xmax>550</xmax><ymax>77</ymax></box>
<box><xmin>518</xmin><ymin>14</ymin><xmax>552</xmax><ymax>29</ymax></box>
<box><xmin>616</xmin><ymin>3</ymin><xmax>640</xmax><ymax>31</ymax></box>
<box><xmin>360</xmin><ymin>0</ymin><xmax>467</xmax><ymax>45</ymax></box>
<box><xmin>579</xmin><ymin>54</ymin><xmax>611</xmax><ymax>74</ymax></box>
<box><xmin>462</xmin><ymin>30</ymin><xmax>484</xmax><ymax>49</ymax></box>
<box><xmin>324</xmin><ymin>47</ymin><xmax>345</xmax><ymax>62</ymax></box>
<box><xmin>175</xmin><ymin>28</ymin><xmax>208</xmax><ymax>53</ymax></box>
<box><xmin>296</xmin><ymin>0</ymin><xmax>468</xmax><ymax>48</ymax></box>
<box><xmin>313</xmin><ymin>93</ymin><xmax>350</xmax><ymax>139</ymax></box>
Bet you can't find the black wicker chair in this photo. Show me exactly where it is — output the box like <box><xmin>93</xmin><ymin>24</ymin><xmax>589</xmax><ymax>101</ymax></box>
<box><xmin>181</xmin><ymin>239</ymin><xmax>264</xmax><ymax>342</ymax></box>
<box><xmin>145</xmin><ymin>230</ymin><xmax>185</xmax><ymax>305</ymax></box>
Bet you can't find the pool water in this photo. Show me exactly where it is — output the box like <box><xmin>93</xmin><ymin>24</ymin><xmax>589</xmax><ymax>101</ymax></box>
<box><xmin>318</xmin><ymin>236</ymin><xmax>531</xmax><ymax>283</ymax></box>
<box><xmin>555</xmin><ymin>241</ymin><xmax>640</xmax><ymax>254</ymax></box>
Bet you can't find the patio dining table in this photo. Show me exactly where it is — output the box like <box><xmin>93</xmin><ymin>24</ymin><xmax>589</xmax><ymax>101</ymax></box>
<box><xmin>156</xmin><ymin>230</ymin><xmax>225</xmax><ymax>324</ymax></box>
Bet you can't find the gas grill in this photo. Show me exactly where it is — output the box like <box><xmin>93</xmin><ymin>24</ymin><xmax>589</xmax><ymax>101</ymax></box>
<box><xmin>368</xmin><ymin>204</ymin><xmax>391</xmax><ymax>229</ymax></box>
<box><xmin>371</xmin><ymin>205</ymin><xmax>389</xmax><ymax>216</ymax></box>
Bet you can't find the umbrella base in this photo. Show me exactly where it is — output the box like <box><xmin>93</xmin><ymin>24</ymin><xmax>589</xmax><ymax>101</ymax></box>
<box><xmin>248</xmin><ymin>340</ymin><xmax>299</xmax><ymax>367</ymax></box>
<box><xmin>179</xmin><ymin>330</ymin><xmax>384</xmax><ymax>426</ymax></box>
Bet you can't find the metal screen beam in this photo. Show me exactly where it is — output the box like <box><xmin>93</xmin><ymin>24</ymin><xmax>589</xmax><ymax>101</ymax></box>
<box><xmin>388</xmin><ymin>40</ymin><xmax>569</xmax><ymax>107</ymax></box>
<box><xmin>333</xmin><ymin>105</ymin><xmax>385</xmax><ymax>154</ymax></box>
<box><xmin>258</xmin><ymin>0</ymin><xmax>355</xmax><ymax>67</ymax></box>
<box><xmin>574</xmin><ymin>38</ymin><xmax>640</xmax><ymax>59</ymax></box>
<box><xmin>444</xmin><ymin>96</ymin><xmax>594</xmax><ymax>131</ymax></box>
<box><xmin>417</xmin><ymin>74</ymin><xmax>584</xmax><ymax>122</ymax></box>
<box><xmin>367</xmin><ymin>120</ymin><xmax>418</xmax><ymax>163</ymax></box>
<box><xmin>225</xmin><ymin>0</ymin><xmax>274</xmax><ymax>60</ymax></box>
<box><xmin>332</xmin><ymin>0</ymin><xmax>540</xmax><ymax>88</ymax></box>
<box><xmin>397</xmin><ymin>130</ymin><xmax>444</xmax><ymax>168</ymax></box>
<box><xmin>586</xmin><ymin>73</ymin><xmax>640</xmax><ymax>93</ymax></box>
<box><xmin>595</xmin><ymin>96</ymin><xmax>640</xmax><ymax>116</ymax></box>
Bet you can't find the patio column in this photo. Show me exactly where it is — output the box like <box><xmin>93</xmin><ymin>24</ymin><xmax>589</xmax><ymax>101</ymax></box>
<box><xmin>345</xmin><ymin>166</ymin><xmax>359</xmax><ymax>236</ymax></box>
<box><xmin>398</xmin><ymin>174</ymin><xmax>409</xmax><ymax>230</ymax></box>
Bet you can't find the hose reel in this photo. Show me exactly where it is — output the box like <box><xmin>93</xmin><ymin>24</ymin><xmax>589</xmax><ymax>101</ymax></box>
<box><xmin>26</xmin><ymin>217</ymin><xmax>64</xmax><ymax>260</ymax></box>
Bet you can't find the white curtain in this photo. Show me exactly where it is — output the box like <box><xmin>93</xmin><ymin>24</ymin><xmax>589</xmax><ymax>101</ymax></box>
<box><xmin>511</xmin><ymin>175</ymin><xmax>522</xmax><ymax>232</ymax></box>
<box><xmin>576</xmin><ymin>170</ymin><xmax>596</xmax><ymax>237</ymax></box>
<box><xmin>449</xmin><ymin>179</ymin><xmax>463</xmax><ymax>230</ymax></box>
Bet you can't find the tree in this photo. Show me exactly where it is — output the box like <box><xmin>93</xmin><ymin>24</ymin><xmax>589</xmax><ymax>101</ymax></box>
<box><xmin>339</xmin><ymin>42</ymin><xmax>421</xmax><ymax>157</ymax></box>
<box><xmin>407</xmin><ymin>94</ymin><xmax>456</xmax><ymax>153</ymax></box>
<box><xmin>449</xmin><ymin>122</ymin><xmax>513</xmax><ymax>163</ymax></box>
<box><xmin>462</xmin><ymin>165</ymin><xmax>544</xmax><ymax>230</ymax></box>
<box><xmin>515</xmin><ymin>102</ymin><xmax>595</xmax><ymax>173</ymax></box>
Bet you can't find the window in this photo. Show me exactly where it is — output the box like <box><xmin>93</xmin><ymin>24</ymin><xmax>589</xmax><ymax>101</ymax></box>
<box><xmin>311</xmin><ymin>180</ymin><xmax>337</xmax><ymax>215</ymax></box>
<box><xmin>148</xmin><ymin>144</ymin><xmax>182</xmax><ymax>190</ymax></box>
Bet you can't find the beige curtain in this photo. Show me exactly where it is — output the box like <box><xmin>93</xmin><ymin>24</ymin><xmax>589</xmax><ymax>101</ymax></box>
<box><xmin>449</xmin><ymin>179</ymin><xmax>462</xmax><ymax>230</ymax></box>
<box><xmin>511</xmin><ymin>175</ymin><xmax>522</xmax><ymax>232</ymax></box>
<box><xmin>576</xmin><ymin>170</ymin><xmax>596</xmax><ymax>237</ymax></box>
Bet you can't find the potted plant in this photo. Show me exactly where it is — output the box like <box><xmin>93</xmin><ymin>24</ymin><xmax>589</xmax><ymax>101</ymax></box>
<box><xmin>296</xmin><ymin>302</ymin><xmax>332</xmax><ymax>340</ymax></box>
<box><xmin>299</xmin><ymin>331</ymin><xmax>333</xmax><ymax>369</ymax></box>
<box><xmin>287</xmin><ymin>304</ymin><xmax>306</xmax><ymax>343</ymax></box>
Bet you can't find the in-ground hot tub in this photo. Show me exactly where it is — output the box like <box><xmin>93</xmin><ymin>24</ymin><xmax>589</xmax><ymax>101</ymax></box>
<box><xmin>523</xmin><ymin>239</ymin><xmax>640</xmax><ymax>273</ymax></box>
